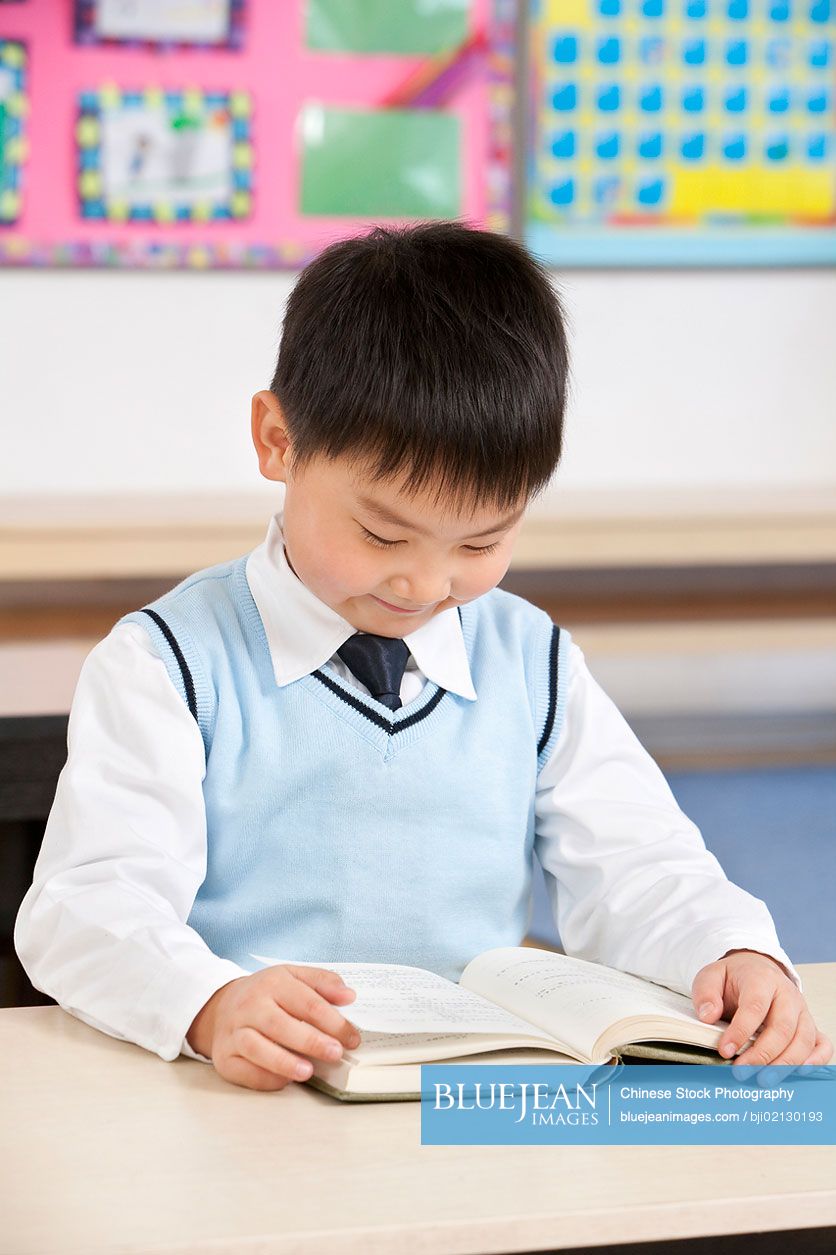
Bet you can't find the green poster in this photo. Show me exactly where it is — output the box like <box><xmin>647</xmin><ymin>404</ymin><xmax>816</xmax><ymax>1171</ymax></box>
<box><xmin>306</xmin><ymin>0</ymin><xmax>468</xmax><ymax>55</ymax></box>
<box><xmin>300</xmin><ymin>106</ymin><xmax>461</xmax><ymax>218</ymax></box>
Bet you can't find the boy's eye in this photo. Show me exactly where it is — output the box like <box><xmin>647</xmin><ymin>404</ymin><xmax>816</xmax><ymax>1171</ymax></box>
<box><xmin>360</xmin><ymin>526</ymin><xmax>400</xmax><ymax>549</ymax></box>
<box><xmin>359</xmin><ymin>525</ymin><xmax>501</xmax><ymax>556</ymax></box>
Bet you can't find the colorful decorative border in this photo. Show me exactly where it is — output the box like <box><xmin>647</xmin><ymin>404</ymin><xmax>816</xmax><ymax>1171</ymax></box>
<box><xmin>485</xmin><ymin>0</ymin><xmax>515</xmax><ymax>236</ymax></box>
<box><xmin>75</xmin><ymin>86</ymin><xmax>253</xmax><ymax>224</ymax></box>
<box><xmin>0</xmin><ymin>0</ymin><xmax>511</xmax><ymax>269</ymax></box>
<box><xmin>73</xmin><ymin>0</ymin><xmax>247</xmax><ymax>52</ymax></box>
<box><xmin>0</xmin><ymin>40</ymin><xmax>26</xmax><ymax>225</ymax></box>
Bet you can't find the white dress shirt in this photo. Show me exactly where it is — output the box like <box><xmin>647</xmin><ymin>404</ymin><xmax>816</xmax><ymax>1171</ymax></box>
<box><xmin>14</xmin><ymin>510</ymin><xmax>802</xmax><ymax>1065</ymax></box>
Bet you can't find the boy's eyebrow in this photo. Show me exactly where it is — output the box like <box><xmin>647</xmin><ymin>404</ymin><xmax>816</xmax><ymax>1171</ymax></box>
<box><xmin>356</xmin><ymin>496</ymin><xmax>525</xmax><ymax>540</ymax></box>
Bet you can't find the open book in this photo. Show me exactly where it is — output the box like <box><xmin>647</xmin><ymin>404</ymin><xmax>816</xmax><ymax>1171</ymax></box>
<box><xmin>250</xmin><ymin>945</ymin><xmax>745</xmax><ymax>1102</ymax></box>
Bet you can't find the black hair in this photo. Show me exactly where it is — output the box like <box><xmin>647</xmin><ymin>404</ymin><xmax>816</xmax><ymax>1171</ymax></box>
<box><xmin>270</xmin><ymin>220</ymin><xmax>570</xmax><ymax>514</ymax></box>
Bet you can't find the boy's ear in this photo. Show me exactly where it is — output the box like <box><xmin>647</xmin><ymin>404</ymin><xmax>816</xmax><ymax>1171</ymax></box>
<box><xmin>251</xmin><ymin>390</ymin><xmax>293</xmax><ymax>483</ymax></box>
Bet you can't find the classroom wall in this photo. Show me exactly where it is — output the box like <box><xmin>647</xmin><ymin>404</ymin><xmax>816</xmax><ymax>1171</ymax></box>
<box><xmin>3</xmin><ymin>266</ymin><xmax>836</xmax><ymax>502</ymax></box>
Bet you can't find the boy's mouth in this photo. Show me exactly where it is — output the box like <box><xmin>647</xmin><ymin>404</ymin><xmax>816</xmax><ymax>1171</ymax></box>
<box><xmin>370</xmin><ymin>595</ymin><xmax>432</xmax><ymax>615</ymax></box>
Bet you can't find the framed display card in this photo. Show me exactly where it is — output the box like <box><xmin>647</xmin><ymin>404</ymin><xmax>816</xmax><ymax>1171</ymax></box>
<box><xmin>0</xmin><ymin>0</ymin><xmax>512</xmax><ymax>268</ymax></box>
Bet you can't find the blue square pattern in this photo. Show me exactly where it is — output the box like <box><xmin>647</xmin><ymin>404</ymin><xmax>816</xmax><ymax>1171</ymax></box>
<box><xmin>639</xmin><ymin>83</ymin><xmax>663</xmax><ymax>112</ymax></box>
<box><xmin>540</xmin><ymin>6</ymin><xmax>836</xmax><ymax>221</ymax></box>
<box><xmin>809</xmin><ymin>39</ymin><xmax>831</xmax><ymax>66</ymax></box>
<box><xmin>682</xmin><ymin>37</ymin><xmax>706</xmax><ymax>65</ymax></box>
<box><xmin>768</xmin><ymin>86</ymin><xmax>792</xmax><ymax>112</ymax></box>
<box><xmin>598</xmin><ymin>83</ymin><xmax>621</xmax><ymax>111</ymax></box>
<box><xmin>808</xmin><ymin>87</ymin><xmax>830</xmax><ymax>113</ymax></box>
<box><xmin>596</xmin><ymin>130</ymin><xmax>621</xmax><ymax>159</ymax></box>
<box><xmin>722</xmin><ymin>133</ymin><xmax>747</xmax><ymax>160</ymax></box>
<box><xmin>766</xmin><ymin>37</ymin><xmax>792</xmax><ymax>68</ymax></box>
<box><xmin>593</xmin><ymin>175</ymin><xmax>620</xmax><ymax>207</ymax></box>
<box><xmin>724</xmin><ymin>85</ymin><xmax>747</xmax><ymax>112</ymax></box>
<box><xmin>550</xmin><ymin>129</ymin><xmax>576</xmax><ymax>159</ymax></box>
<box><xmin>552</xmin><ymin>33</ymin><xmax>578</xmax><ymax>64</ymax></box>
<box><xmin>637</xmin><ymin>131</ymin><xmax>664</xmax><ymax>158</ymax></box>
<box><xmin>767</xmin><ymin>0</ymin><xmax>833</xmax><ymax>15</ymax></box>
<box><xmin>640</xmin><ymin>35</ymin><xmax>665</xmax><ymax>64</ymax></box>
<box><xmin>726</xmin><ymin>38</ymin><xmax>748</xmax><ymax>65</ymax></box>
<box><xmin>681</xmin><ymin>131</ymin><xmax>706</xmax><ymax>160</ymax></box>
<box><xmin>635</xmin><ymin>175</ymin><xmax>666</xmax><ymax>207</ymax></box>
<box><xmin>765</xmin><ymin>133</ymin><xmax>791</xmax><ymax>160</ymax></box>
<box><xmin>597</xmin><ymin>35</ymin><xmax>621</xmax><ymax>63</ymax></box>
<box><xmin>550</xmin><ymin>83</ymin><xmax>578</xmax><ymax>112</ymax></box>
<box><xmin>549</xmin><ymin>177</ymin><xmax>575</xmax><ymax>206</ymax></box>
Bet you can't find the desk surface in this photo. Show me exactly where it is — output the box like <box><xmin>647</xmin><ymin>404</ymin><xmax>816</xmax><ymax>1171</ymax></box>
<box><xmin>1</xmin><ymin>964</ymin><xmax>835</xmax><ymax>1255</ymax></box>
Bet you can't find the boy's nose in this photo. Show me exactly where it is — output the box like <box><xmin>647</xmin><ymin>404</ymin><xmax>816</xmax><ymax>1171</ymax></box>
<box><xmin>389</xmin><ymin>573</ymin><xmax>451</xmax><ymax>607</ymax></box>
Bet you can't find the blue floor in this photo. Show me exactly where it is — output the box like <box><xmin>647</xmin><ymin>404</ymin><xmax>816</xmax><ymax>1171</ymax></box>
<box><xmin>529</xmin><ymin>764</ymin><xmax>836</xmax><ymax>964</ymax></box>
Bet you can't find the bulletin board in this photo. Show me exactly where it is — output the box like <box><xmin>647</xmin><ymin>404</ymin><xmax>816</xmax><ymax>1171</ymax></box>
<box><xmin>0</xmin><ymin>0</ymin><xmax>514</xmax><ymax>268</ymax></box>
<box><xmin>525</xmin><ymin>0</ymin><xmax>836</xmax><ymax>265</ymax></box>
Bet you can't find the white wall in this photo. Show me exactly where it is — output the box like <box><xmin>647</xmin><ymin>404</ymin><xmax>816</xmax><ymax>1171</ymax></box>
<box><xmin>2</xmin><ymin>267</ymin><xmax>836</xmax><ymax>504</ymax></box>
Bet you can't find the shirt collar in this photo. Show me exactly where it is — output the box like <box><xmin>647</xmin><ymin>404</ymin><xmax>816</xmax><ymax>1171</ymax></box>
<box><xmin>245</xmin><ymin>510</ymin><xmax>477</xmax><ymax>701</ymax></box>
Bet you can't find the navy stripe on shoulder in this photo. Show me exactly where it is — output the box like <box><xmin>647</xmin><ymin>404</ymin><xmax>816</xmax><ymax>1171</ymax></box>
<box><xmin>537</xmin><ymin>624</ymin><xmax>561</xmax><ymax>757</ymax></box>
<box><xmin>139</xmin><ymin>607</ymin><xmax>198</xmax><ymax>723</ymax></box>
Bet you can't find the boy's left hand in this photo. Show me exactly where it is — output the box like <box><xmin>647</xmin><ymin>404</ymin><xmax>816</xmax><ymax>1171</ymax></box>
<box><xmin>691</xmin><ymin>948</ymin><xmax>833</xmax><ymax>1070</ymax></box>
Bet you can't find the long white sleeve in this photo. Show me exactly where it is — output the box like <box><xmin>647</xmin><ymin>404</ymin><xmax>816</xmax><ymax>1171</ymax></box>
<box><xmin>13</xmin><ymin>623</ymin><xmax>250</xmax><ymax>1062</ymax></box>
<box><xmin>534</xmin><ymin>641</ymin><xmax>803</xmax><ymax>998</ymax></box>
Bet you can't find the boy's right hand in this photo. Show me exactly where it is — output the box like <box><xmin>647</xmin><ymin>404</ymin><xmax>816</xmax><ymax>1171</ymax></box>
<box><xmin>186</xmin><ymin>964</ymin><xmax>361</xmax><ymax>1091</ymax></box>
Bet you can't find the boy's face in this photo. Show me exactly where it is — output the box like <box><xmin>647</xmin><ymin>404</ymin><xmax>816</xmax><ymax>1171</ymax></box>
<box><xmin>252</xmin><ymin>392</ymin><xmax>528</xmax><ymax>637</ymax></box>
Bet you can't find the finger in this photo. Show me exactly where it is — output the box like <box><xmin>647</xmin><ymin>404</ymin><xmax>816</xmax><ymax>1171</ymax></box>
<box><xmin>802</xmin><ymin>1032</ymin><xmax>834</xmax><ymax>1067</ymax></box>
<box><xmin>233</xmin><ymin>1024</ymin><xmax>322</xmax><ymax>1083</ymax></box>
<box><xmin>737</xmin><ymin>1031</ymin><xmax>834</xmax><ymax>1077</ymax></box>
<box><xmin>691</xmin><ymin>963</ymin><xmax>726</xmax><ymax>1024</ymax></box>
<box><xmin>287</xmin><ymin>965</ymin><xmax>358</xmax><ymax>1003</ymax></box>
<box><xmin>275</xmin><ymin>970</ymin><xmax>363</xmax><ymax>1050</ymax></box>
<box><xmin>717</xmin><ymin>980</ymin><xmax>778</xmax><ymax>1059</ymax></box>
<box><xmin>258</xmin><ymin>999</ymin><xmax>359</xmax><ymax>1065</ymax></box>
<box><xmin>742</xmin><ymin>1029</ymin><xmax>835</xmax><ymax>1084</ymax></box>
<box><xmin>219</xmin><ymin>1052</ymin><xmax>294</xmax><ymax>1092</ymax></box>
<box><xmin>727</xmin><ymin>992</ymin><xmax>799</xmax><ymax>1067</ymax></box>
<box><xmin>753</xmin><ymin>1010</ymin><xmax>817</xmax><ymax>1079</ymax></box>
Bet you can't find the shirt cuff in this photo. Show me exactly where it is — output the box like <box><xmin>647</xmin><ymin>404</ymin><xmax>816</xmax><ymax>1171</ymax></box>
<box><xmin>124</xmin><ymin>950</ymin><xmax>251</xmax><ymax>1062</ymax></box>
<box><xmin>683</xmin><ymin>931</ymin><xmax>803</xmax><ymax>996</ymax></box>
<box><xmin>180</xmin><ymin>1036</ymin><xmax>213</xmax><ymax>1064</ymax></box>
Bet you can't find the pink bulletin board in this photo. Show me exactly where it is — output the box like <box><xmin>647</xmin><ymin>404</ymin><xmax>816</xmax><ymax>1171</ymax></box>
<box><xmin>0</xmin><ymin>0</ymin><xmax>514</xmax><ymax>269</ymax></box>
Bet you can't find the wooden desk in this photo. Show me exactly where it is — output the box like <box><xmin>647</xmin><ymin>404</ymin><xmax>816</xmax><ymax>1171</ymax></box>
<box><xmin>1</xmin><ymin>965</ymin><xmax>834</xmax><ymax>1255</ymax></box>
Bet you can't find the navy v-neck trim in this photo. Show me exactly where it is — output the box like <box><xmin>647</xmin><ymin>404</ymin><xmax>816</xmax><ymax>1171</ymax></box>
<box><xmin>309</xmin><ymin>604</ymin><xmax>464</xmax><ymax>734</ymax></box>
<box><xmin>310</xmin><ymin>667</ymin><xmax>448</xmax><ymax>734</ymax></box>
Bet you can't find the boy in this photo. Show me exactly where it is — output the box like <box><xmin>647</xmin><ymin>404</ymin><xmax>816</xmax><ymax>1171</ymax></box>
<box><xmin>15</xmin><ymin>222</ymin><xmax>831</xmax><ymax>1092</ymax></box>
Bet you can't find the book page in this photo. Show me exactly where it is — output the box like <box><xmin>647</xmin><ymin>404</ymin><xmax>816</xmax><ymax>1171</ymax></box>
<box><xmin>460</xmin><ymin>948</ymin><xmax>720</xmax><ymax>1061</ymax></box>
<box><xmin>343</xmin><ymin>1030</ymin><xmax>577</xmax><ymax>1065</ymax></box>
<box><xmin>249</xmin><ymin>954</ymin><xmax>553</xmax><ymax>1038</ymax></box>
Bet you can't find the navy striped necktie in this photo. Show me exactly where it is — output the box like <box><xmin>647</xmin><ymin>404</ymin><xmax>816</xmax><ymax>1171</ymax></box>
<box><xmin>337</xmin><ymin>633</ymin><xmax>410</xmax><ymax>711</ymax></box>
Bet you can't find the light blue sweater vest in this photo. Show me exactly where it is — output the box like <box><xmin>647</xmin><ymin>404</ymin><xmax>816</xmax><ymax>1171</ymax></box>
<box><xmin>120</xmin><ymin>556</ymin><xmax>571</xmax><ymax>982</ymax></box>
